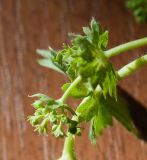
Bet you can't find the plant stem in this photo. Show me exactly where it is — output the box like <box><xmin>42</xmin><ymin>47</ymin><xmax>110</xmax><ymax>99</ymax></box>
<box><xmin>117</xmin><ymin>54</ymin><xmax>147</xmax><ymax>80</ymax></box>
<box><xmin>57</xmin><ymin>76</ymin><xmax>82</xmax><ymax>159</ymax></box>
<box><xmin>104</xmin><ymin>37</ymin><xmax>147</xmax><ymax>58</ymax></box>
<box><xmin>58</xmin><ymin>76</ymin><xmax>82</xmax><ymax>103</ymax></box>
<box><xmin>58</xmin><ymin>133</ymin><xmax>76</xmax><ymax>160</ymax></box>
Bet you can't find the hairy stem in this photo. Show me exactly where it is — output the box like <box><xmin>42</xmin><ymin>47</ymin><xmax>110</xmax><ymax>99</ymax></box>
<box><xmin>104</xmin><ymin>37</ymin><xmax>147</xmax><ymax>58</ymax></box>
<box><xmin>117</xmin><ymin>54</ymin><xmax>147</xmax><ymax>80</ymax></box>
<box><xmin>58</xmin><ymin>76</ymin><xmax>82</xmax><ymax>103</ymax></box>
<box><xmin>58</xmin><ymin>133</ymin><xmax>76</xmax><ymax>160</ymax></box>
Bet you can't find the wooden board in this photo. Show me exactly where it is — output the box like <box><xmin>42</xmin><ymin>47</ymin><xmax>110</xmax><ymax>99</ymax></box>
<box><xmin>0</xmin><ymin>0</ymin><xmax>147</xmax><ymax>159</ymax></box>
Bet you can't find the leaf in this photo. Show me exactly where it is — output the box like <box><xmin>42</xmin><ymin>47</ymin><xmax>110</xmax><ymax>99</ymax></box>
<box><xmin>93</xmin><ymin>97</ymin><xmax>113</xmax><ymax>136</ymax></box>
<box><xmin>36</xmin><ymin>48</ymin><xmax>65</xmax><ymax>74</ymax></box>
<box><xmin>89</xmin><ymin>96</ymin><xmax>113</xmax><ymax>143</ymax></box>
<box><xmin>126</xmin><ymin>0</ymin><xmax>147</xmax><ymax>22</ymax></box>
<box><xmin>32</xmin><ymin>100</ymin><xmax>43</xmax><ymax>109</ymax></box>
<box><xmin>29</xmin><ymin>93</ymin><xmax>52</xmax><ymax>101</ymax></box>
<box><xmin>102</xmin><ymin>64</ymin><xmax>117</xmax><ymax>99</ymax></box>
<box><xmin>107</xmin><ymin>95</ymin><xmax>138</xmax><ymax>135</ymax></box>
<box><xmin>86</xmin><ymin>17</ymin><xmax>101</xmax><ymax>46</ymax></box>
<box><xmin>37</xmin><ymin>58</ymin><xmax>65</xmax><ymax>74</ymax></box>
<box><xmin>36</xmin><ymin>49</ymin><xmax>53</xmax><ymax>58</ymax></box>
<box><xmin>36</xmin><ymin>47</ymin><xmax>57</xmax><ymax>58</ymax></box>
<box><xmin>98</xmin><ymin>31</ymin><xmax>108</xmax><ymax>50</ymax></box>
<box><xmin>89</xmin><ymin>94</ymin><xmax>138</xmax><ymax>143</ymax></box>
<box><xmin>76</xmin><ymin>96</ymin><xmax>97</xmax><ymax>121</ymax></box>
<box><xmin>89</xmin><ymin>118</ymin><xmax>97</xmax><ymax>144</ymax></box>
<box><xmin>61</xmin><ymin>82</ymin><xmax>89</xmax><ymax>98</ymax></box>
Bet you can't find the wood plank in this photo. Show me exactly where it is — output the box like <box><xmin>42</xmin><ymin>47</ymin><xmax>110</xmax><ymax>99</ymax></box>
<box><xmin>0</xmin><ymin>0</ymin><xmax>147</xmax><ymax>159</ymax></box>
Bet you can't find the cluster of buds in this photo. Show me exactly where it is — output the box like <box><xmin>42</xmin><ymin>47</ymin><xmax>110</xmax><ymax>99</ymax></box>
<box><xmin>28</xmin><ymin>93</ymin><xmax>81</xmax><ymax>137</ymax></box>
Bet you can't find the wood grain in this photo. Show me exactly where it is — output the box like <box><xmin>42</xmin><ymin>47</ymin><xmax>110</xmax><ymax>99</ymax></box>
<box><xmin>0</xmin><ymin>0</ymin><xmax>147</xmax><ymax>160</ymax></box>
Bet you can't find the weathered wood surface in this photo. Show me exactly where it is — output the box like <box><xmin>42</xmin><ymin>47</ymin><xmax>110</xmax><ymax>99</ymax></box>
<box><xmin>0</xmin><ymin>0</ymin><xmax>147</xmax><ymax>160</ymax></box>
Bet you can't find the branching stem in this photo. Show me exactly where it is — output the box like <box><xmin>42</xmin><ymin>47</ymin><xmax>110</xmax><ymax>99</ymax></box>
<box><xmin>58</xmin><ymin>76</ymin><xmax>82</xmax><ymax>103</ymax></box>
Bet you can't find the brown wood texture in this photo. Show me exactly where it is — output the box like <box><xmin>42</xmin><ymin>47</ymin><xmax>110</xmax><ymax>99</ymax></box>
<box><xmin>0</xmin><ymin>0</ymin><xmax>147</xmax><ymax>160</ymax></box>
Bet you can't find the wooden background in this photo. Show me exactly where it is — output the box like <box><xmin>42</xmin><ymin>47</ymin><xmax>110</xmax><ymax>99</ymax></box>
<box><xmin>0</xmin><ymin>0</ymin><xmax>147</xmax><ymax>160</ymax></box>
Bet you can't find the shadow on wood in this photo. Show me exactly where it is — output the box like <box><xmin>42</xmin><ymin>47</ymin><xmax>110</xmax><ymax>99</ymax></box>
<box><xmin>119</xmin><ymin>87</ymin><xmax>147</xmax><ymax>142</ymax></box>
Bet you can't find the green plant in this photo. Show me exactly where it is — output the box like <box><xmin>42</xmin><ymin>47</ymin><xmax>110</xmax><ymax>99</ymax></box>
<box><xmin>28</xmin><ymin>18</ymin><xmax>147</xmax><ymax>160</ymax></box>
<box><xmin>126</xmin><ymin>0</ymin><xmax>147</xmax><ymax>22</ymax></box>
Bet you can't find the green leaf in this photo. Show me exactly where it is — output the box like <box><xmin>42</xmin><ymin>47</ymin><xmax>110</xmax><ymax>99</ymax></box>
<box><xmin>106</xmin><ymin>95</ymin><xmax>138</xmax><ymax>135</ymax></box>
<box><xmin>89</xmin><ymin>118</ymin><xmax>97</xmax><ymax>144</ymax></box>
<box><xmin>61</xmin><ymin>82</ymin><xmax>89</xmax><ymax>98</ymax></box>
<box><xmin>89</xmin><ymin>94</ymin><xmax>138</xmax><ymax>143</ymax></box>
<box><xmin>36</xmin><ymin>49</ymin><xmax>53</xmax><ymax>58</ymax></box>
<box><xmin>29</xmin><ymin>93</ymin><xmax>52</xmax><ymax>102</ymax></box>
<box><xmin>85</xmin><ymin>17</ymin><xmax>101</xmax><ymax>46</ymax></box>
<box><xmin>32</xmin><ymin>100</ymin><xmax>43</xmax><ymax>109</ymax></box>
<box><xmin>76</xmin><ymin>96</ymin><xmax>97</xmax><ymax>121</ymax></box>
<box><xmin>93</xmin><ymin>97</ymin><xmax>113</xmax><ymax>136</ymax></box>
<box><xmin>37</xmin><ymin>58</ymin><xmax>65</xmax><ymax>74</ymax></box>
<box><xmin>126</xmin><ymin>0</ymin><xmax>147</xmax><ymax>22</ymax></box>
<box><xmin>102</xmin><ymin>64</ymin><xmax>117</xmax><ymax>99</ymax></box>
<box><xmin>98</xmin><ymin>31</ymin><xmax>108</xmax><ymax>50</ymax></box>
<box><xmin>36</xmin><ymin>48</ymin><xmax>65</xmax><ymax>74</ymax></box>
<box><xmin>89</xmin><ymin>96</ymin><xmax>113</xmax><ymax>143</ymax></box>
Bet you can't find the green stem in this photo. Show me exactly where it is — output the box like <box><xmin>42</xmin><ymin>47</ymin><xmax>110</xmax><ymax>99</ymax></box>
<box><xmin>117</xmin><ymin>54</ymin><xmax>147</xmax><ymax>80</ymax></box>
<box><xmin>58</xmin><ymin>133</ymin><xmax>76</xmax><ymax>160</ymax></box>
<box><xmin>57</xmin><ymin>76</ymin><xmax>82</xmax><ymax>159</ymax></box>
<box><xmin>58</xmin><ymin>76</ymin><xmax>82</xmax><ymax>103</ymax></box>
<box><xmin>104</xmin><ymin>37</ymin><xmax>147</xmax><ymax>58</ymax></box>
